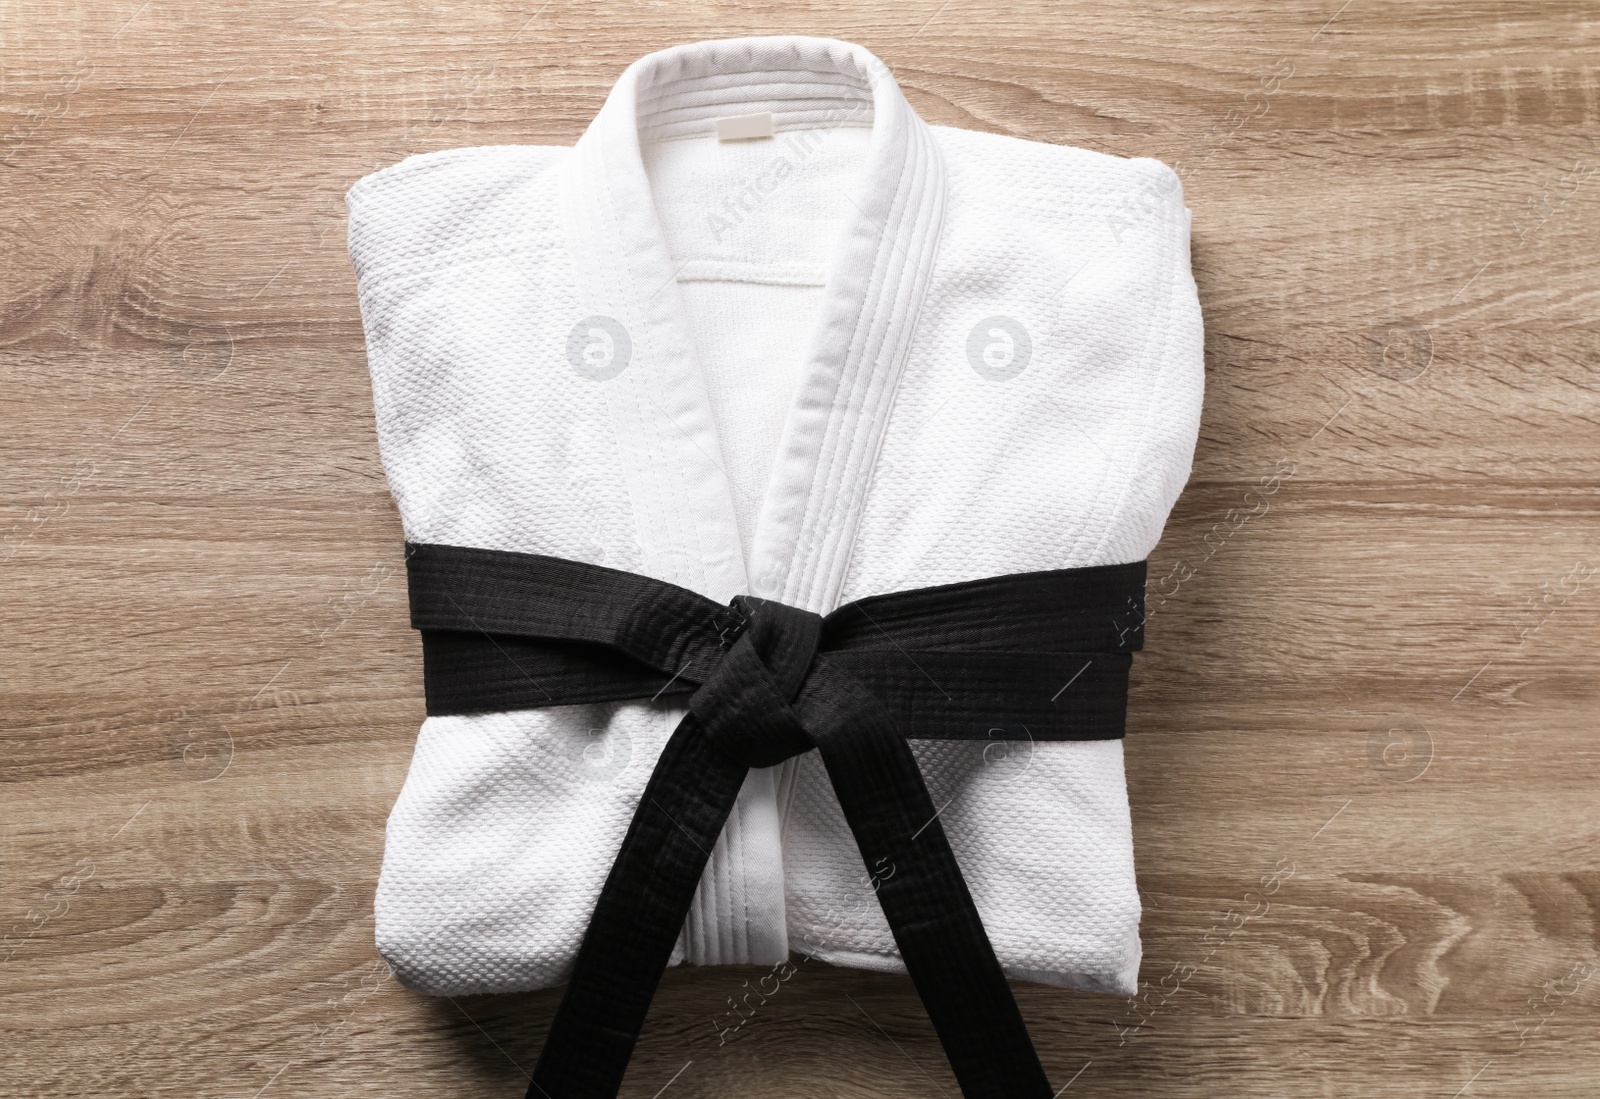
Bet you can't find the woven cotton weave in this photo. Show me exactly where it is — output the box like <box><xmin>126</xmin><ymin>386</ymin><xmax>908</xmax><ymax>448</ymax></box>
<box><xmin>347</xmin><ymin>35</ymin><xmax>1203</xmax><ymax>998</ymax></box>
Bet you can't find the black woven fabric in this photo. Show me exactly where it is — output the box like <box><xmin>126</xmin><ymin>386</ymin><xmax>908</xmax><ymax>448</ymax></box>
<box><xmin>402</xmin><ymin>541</ymin><xmax>1147</xmax><ymax>1099</ymax></box>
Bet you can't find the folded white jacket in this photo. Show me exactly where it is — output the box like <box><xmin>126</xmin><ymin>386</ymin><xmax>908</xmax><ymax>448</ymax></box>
<box><xmin>348</xmin><ymin>35</ymin><xmax>1202</xmax><ymax>1000</ymax></box>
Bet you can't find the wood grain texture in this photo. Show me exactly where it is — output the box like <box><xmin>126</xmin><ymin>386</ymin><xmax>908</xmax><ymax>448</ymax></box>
<box><xmin>3</xmin><ymin>1</ymin><xmax>1597</xmax><ymax>1095</ymax></box>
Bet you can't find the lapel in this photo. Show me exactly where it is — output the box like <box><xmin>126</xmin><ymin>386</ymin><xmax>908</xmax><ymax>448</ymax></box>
<box><xmin>558</xmin><ymin>37</ymin><xmax>948</xmax><ymax>614</ymax></box>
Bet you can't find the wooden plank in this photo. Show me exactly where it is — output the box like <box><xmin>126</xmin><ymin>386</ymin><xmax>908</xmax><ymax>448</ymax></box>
<box><xmin>3</xmin><ymin>1</ymin><xmax>1597</xmax><ymax>1095</ymax></box>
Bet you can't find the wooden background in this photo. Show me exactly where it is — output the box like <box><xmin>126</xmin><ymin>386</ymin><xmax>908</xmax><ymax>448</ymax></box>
<box><xmin>4</xmin><ymin>1</ymin><xmax>1597</xmax><ymax>1095</ymax></box>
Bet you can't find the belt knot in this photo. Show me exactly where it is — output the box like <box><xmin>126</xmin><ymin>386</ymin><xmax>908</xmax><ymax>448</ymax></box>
<box><xmin>689</xmin><ymin>595</ymin><xmax>822</xmax><ymax>769</ymax></box>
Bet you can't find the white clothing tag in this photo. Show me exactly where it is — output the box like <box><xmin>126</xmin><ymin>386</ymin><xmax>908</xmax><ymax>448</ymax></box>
<box><xmin>714</xmin><ymin>112</ymin><xmax>775</xmax><ymax>141</ymax></box>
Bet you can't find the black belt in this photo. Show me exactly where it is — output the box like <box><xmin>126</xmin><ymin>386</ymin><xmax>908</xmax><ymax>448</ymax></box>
<box><xmin>405</xmin><ymin>541</ymin><xmax>1146</xmax><ymax>1099</ymax></box>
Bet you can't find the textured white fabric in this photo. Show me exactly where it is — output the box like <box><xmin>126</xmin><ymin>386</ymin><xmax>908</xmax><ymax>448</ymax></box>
<box><xmin>347</xmin><ymin>36</ymin><xmax>1203</xmax><ymax>998</ymax></box>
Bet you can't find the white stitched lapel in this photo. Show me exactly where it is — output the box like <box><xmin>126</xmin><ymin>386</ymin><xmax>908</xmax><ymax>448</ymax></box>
<box><xmin>560</xmin><ymin>39</ymin><xmax>947</xmax><ymax>617</ymax></box>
